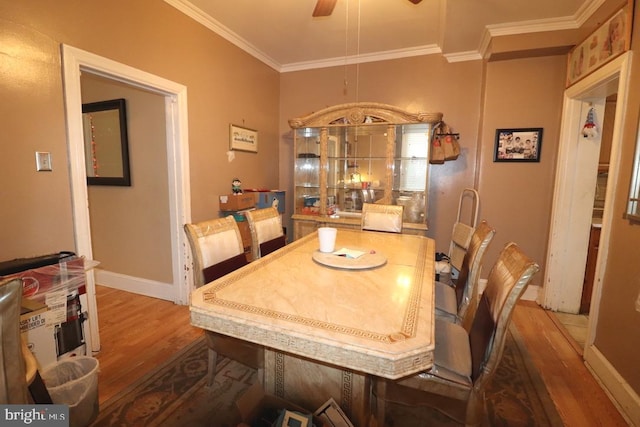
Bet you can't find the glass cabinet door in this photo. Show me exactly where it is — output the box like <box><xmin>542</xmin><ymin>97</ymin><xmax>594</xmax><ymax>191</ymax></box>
<box><xmin>392</xmin><ymin>124</ymin><xmax>430</xmax><ymax>224</ymax></box>
<box><xmin>327</xmin><ymin>125</ymin><xmax>389</xmax><ymax>213</ymax></box>
<box><xmin>294</xmin><ymin>128</ymin><xmax>321</xmax><ymax>215</ymax></box>
<box><xmin>294</xmin><ymin>123</ymin><xmax>431</xmax><ymax>223</ymax></box>
<box><xmin>290</xmin><ymin>102</ymin><xmax>442</xmax><ymax>234</ymax></box>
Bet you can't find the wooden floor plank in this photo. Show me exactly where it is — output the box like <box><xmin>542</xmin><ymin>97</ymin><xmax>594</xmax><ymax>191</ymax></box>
<box><xmin>512</xmin><ymin>301</ymin><xmax>627</xmax><ymax>426</ymax></box>
<box><xmin>93</xmin><ymin>285</ymin><xmax>203</xmax><ymax>404</ymax></box>
<box><xmin>93</xmin><ymin>287</ymin><xmax>628</xmax><ymax>425</ymax></box>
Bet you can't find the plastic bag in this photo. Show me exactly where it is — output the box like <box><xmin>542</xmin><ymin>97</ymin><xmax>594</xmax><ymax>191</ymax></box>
<box><xmin>42</xmin><ymin>357</ymin><xmax>99</xmax><ymax>427</ymax></box>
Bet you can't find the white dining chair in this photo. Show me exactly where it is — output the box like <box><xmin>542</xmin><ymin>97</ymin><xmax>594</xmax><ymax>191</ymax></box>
<box><xmin>245</xmin><ymin>207</ymin><xmax>286</xmax><ymax>259</ymax></box>
<box><xmin>184</xmin><ymin>216</ymin><xmax>264</xmax><ymax>386</ymax></box>
<box><xmin>374</xmin><ymin>242</ymin><xmax>539</xmax><ymax>426</ymax></box>
<box><xmin>361</xmin><ymin>203</ymin><xmax>404</xmax><ymax>233</ymax></box>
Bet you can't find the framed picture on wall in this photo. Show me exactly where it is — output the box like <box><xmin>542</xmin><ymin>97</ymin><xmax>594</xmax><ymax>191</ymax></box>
<box><xmin>229</xmin><ymin>124</ymin><xmax>258</xmax><ymax>153</ymax></box>
<box><xmin>494</xmin><ymin>128</ymin><xmax>543</xmax><ymax>162</ymax></box>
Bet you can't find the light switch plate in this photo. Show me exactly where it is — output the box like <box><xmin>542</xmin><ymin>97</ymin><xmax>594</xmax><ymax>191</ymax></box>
<box><xmin>35</xmin><ymin>151</ymin><xmax>52</xmax><ymax>171</ymax></box>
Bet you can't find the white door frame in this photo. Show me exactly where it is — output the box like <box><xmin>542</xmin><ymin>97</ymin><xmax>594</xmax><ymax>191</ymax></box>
<box><xmin>542</xmin><ymin>53</ymin><xmax>631</xmax><ymax>328</ymax></box>
<box><xmin>551</xmin><ymin>51</ymin><xmax>640</xmax><ymax>427</ymax></box>
<box><xmin>61</xmin><ymin>45</ymin><xmax>192</xmax><ymax>351</ymax></box>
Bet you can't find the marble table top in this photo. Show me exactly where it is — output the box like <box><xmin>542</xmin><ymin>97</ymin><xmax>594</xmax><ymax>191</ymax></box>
<box><xmin>190</xmin><ymin>228</ymin><xmax>435</xmax><ymax>379</ymax></box>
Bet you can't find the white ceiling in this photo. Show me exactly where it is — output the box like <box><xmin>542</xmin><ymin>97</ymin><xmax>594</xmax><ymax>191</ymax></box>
<box><xmin>164</xmin><ymin>0</ymin><xmax>613</xmax><ymax>72</ymax></box>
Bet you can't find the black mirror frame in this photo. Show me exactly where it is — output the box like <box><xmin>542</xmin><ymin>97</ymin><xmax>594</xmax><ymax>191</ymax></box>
<box><xmin>82</xmin><ymin>98</ymin><xmax>131</xmax><ymax>186</ymax></box>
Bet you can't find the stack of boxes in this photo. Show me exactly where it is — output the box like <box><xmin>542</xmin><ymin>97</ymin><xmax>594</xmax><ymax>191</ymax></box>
<box><xmin>1</xmin><ymin>253</ymin><xmax>92</xmax><ymax>370</ymax></box>
<box><xmin>219</xmin><ymin>190</ymin><xmax>286</xmax><ymax>261</ymax></box>
<box><xmin>219</xmin><ymin>193</ymin><xmax>256</xmax><ymax>259</ymax></box>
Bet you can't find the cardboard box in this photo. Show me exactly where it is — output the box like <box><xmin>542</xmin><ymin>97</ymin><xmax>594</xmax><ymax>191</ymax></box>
<box><xmin>220</xmin><ymin>193</ymin><xmax>256</xmax><ymax>211</ymax></box>
<box><xmin>314</xmin><ymin>398</ymin><xmax>355</xmax><ymax>427</ymax></box>
<box><xmin>236</xmin><ymin>383</ymin><xmax>327</xmax><ymax>427</ymax></box>
<box><xmin>3</xmin><ymin>256</ymin><xmax>86</xmax><ymax>303</ymax></box>
<box><xmin>9</xmin><ymin>258</ymin><xmax>91</xmax><ymax>369</ymax></box>
<box><xmin>236</xmin><ymin>220</ymin><xmax>253</xmax><ymax>252</ymax></box>
<box><xmin>20</xmin><ymin>302</ymin><xmax>58</xmax><ymax>369</ymax></box>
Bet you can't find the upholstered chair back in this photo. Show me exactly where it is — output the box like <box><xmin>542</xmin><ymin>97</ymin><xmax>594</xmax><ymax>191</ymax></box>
<box><xmin>455</xmin><ymin>221</ymin><xmax>496</xmax><ymax>325</ymax></box>
<box><xmin>245</xmin><ymin>207</ymin><xmax>285</xmax><ymax>259</ymax></box>
<box><xmin>184</xmin><ymin>216</ymin><xmax>247</xmax><ymax>287</ymax></box>
<box><xmin>469</xmin><ymin>242</ymin><xmax>538</xmax><ymax>386</ymax></box>
<box><xmin>361</xmin><ymin>203</ymin><xmax>404</xmax><ymax>233</ymax></box>
<box><xmin>0</xmin><ymin>278</ymin><xmax>29</xmax><ymax>404</ymax></box>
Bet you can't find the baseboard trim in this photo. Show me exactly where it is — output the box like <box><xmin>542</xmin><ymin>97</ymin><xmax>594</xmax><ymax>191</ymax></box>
<box><xmin>584</xmin><ymin>344</ymin><xmax>640</xmax><ymax>426</ymax></box>
<box><xmin>95</xmin><ymin>269</ymin><xmax>176</xmax><ymax>302</ymax></box>
<box><xmin>521</xmin><ymin>284</ymin><xmax>541</xmax><ymax>301</ymax></box>
<box><xmin>478</xmin><ymin>280</ymin><xmax>540</xmax><ymax>302</ymax></box>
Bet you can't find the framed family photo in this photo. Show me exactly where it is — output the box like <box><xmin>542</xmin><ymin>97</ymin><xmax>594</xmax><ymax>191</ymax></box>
<box><xmin>229</xmin><ymin>124</ymin><xmax>258</xmax><ymax>153</ymax></box>
<box><xmin>494</xmin><ymin>128</ymin><xmax>543</xmax><ymax>163</ymax></box>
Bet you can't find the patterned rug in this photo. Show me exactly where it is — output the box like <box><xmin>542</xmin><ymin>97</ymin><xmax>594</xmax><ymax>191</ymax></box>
<box><xmin>90</xmin><ymin>326</ymin><xmax>562</xmax><ymax>427</ymax></box>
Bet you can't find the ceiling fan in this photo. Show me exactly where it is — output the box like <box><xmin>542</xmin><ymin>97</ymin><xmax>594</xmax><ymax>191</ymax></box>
<box><xmin>313</xmin><ymin>0</ymin><xmax>422</xmax><ymax>17</ymax></box>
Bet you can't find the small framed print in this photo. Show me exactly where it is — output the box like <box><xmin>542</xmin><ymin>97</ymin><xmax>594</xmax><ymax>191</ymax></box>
<box><xmin>229</xmin><ymin>124</ymin><xmax>258</xmax><ymax>153</ymax></box>
<box><xmin>494</xmin><ymin>128</ymin><xmax>543</xmax><ymax>163</ymax></box>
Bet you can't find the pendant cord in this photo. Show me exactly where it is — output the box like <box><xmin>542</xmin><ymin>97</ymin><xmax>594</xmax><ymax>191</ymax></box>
<box><xmin>343</xmin><ymin>0</ymin><xmax>349</xmax><ymax>96</ymax></box>
<box><xmin>355</xmin><ymin>0</ymin><xmax>361</xmax><ymax>103</ymax></box>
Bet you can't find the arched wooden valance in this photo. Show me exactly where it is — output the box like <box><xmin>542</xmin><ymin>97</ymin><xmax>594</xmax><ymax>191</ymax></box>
<box><xmin>289</xmin><ymin>102</ymin><xmax>442</xmax><ymax>129</ymax></box>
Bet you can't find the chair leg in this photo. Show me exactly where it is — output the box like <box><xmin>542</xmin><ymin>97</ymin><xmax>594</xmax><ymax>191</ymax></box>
<box><xmin>464</xmin><ymin>390</ymin><xmax>485</xmax><ymax>427</ymax></box>
<box><xmin>256</xmin><ymin>367</ymin><xmax>264</xmax><ymax>384</ymax></box>
<box><xmin>207</xmin><ymin>348</ymin><xmax>218</xmax><ymax>387</ymax></box>
<box><xmin>28</xmin><ymin>371</ymin><xmax>53</xmax><ymax>404</ymax></box>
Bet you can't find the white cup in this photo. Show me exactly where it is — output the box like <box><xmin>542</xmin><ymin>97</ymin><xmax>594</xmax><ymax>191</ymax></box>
<box><xmin>318</xmin><ymin>227</ymin><xmax>337</xmax><ymax>253</ymax></box>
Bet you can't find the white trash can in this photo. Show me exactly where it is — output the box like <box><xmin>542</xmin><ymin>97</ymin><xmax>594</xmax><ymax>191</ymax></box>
<box><xmin>41</xmin><ymin>356</ymin><xmax>99</xmax><ymax>427</ymax></box>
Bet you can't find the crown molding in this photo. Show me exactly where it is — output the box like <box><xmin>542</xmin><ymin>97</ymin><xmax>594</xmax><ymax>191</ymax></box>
<box><xmin>443</xmin><ymin>50</ymin><xmax>483</xmax><ymax>63</ymax></box>
<box><xmin>487</xmin><ymin>15</ymin><xmax>580</xmax><ymax>38</ymax></box>
<box><xmin>167</xmin><ymin>0</ymin><xmax>606</xmax><ymax>70</ymax></box>
<box><xmin>574</xmin><ymin>0</ymin><xmax>606</xmax><ymax>26</ymax></box>
<box><xmin>281</xmin><ymin>45</ymin><xmax>441</xmax><ymax>73</ymax></box>
<box><xmin>477</xmin><ymin>0</ymin><xmax>605</xmax><ymax>58</ymax></box>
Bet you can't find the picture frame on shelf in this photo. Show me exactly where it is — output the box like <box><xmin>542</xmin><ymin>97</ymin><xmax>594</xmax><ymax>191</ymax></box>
<box><xmin>494</xmin><ymin>128</ymin><xmax>543</xmax><ymax>163</ymax></box>
<box><xmin>229</xmin><ymin>124</ymin><xmax>258</xmax><ymax>153</ymax></box>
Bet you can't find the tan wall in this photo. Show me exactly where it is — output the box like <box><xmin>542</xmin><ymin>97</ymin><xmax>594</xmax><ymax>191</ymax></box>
<box><xmin>0</xmin><ymin>0</ymin><xmax>280</xmax><ymax>268</ymax></box>
<box><xmin>280</xmin><ymin>54</ymin><xmax>565</xmax><ymax>285</ymax></box>
<box><xmin>279</xmin><ymin>56</ymin><xmax>484</xmax><ymax>254</ymax></box>
<box><xmin>82</xmin><ymin>75</ymin><xmax>172</xmax><ymax>283</ymax></box>
<box><xmin>478</xmin><ymin>55</ymin><xmax>566</xmax><ymax>284</ymax></box>
<box><xmin>594</xmin><ymin>1</ymin><xmax>640</xmax><ymax>394</ymax></box>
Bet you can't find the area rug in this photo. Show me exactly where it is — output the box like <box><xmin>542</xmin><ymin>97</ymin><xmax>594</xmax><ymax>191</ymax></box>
<box><xmin>91</xmin><ymin>325</ymin><xmax>562</xmax><ymax>427</ymax></box>
<box><xmin>382</xmin><ymin>325</ymin><xmax>564</xmax><ymax>427</ymax></box>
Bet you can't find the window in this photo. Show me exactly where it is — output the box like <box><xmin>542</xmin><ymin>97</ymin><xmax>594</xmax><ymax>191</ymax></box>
<box><xmin>397</xmin><ymin>125</ymin><xmax>429</xmax><ymax>191</ymax></box>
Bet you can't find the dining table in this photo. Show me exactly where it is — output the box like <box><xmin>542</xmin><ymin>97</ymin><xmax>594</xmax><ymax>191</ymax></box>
<box><xmin>190</xmin><ymin>228</ymin><xmax>435</xmax><ymax>426</ymax></box>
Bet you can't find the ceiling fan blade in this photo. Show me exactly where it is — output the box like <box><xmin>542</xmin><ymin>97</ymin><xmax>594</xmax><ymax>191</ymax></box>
<box><xmin>408</xmin><ymin>0</ymin><xmax>423</xmax><ymax>4</ymax></box>
<box><xmin>313</xmin><ymin>0</ymin><xmax>337</xmax><ymax>17</ymax></box>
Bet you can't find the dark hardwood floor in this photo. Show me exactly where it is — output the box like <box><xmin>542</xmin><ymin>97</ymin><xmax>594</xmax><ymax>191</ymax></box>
<box><xmin>93</xmin><ymin>286</ymin><xmax>628</xmax><ymax>426</ymax></box>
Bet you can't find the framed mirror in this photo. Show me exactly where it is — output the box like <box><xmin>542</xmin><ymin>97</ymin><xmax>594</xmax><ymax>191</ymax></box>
<box><xmin>82</xmin><ymin>98</ymin><xmax>131</xmax><ymax>186</ymax></box>
<box><xmin>626</xmin><ymin>112</ymin><xmax>640</xmax><ymax>222</ymax></box>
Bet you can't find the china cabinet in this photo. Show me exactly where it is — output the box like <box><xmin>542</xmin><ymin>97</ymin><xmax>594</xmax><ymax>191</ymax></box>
<box><xmin>289</xmin><ymin>102</ymin><xmax>442</xmax><ymax>239</ymax></box>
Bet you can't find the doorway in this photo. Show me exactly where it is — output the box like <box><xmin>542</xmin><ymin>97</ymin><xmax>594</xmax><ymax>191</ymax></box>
<box><xmin>553</xmin><ymin>94</ymin><xmax>616</xmax><ymax>352</ymax></box>
<box><xmin>61</xmin><ymin>45</ymin><xmax>192</xmax><ymax>353</ymax></box>
<box><xmin>542</xmin><ymin>52</ymin><xmax>631</xmax><ymax>354</ymax></box>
